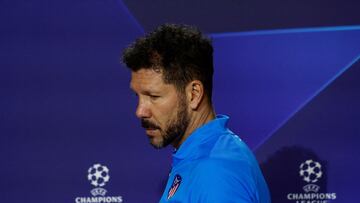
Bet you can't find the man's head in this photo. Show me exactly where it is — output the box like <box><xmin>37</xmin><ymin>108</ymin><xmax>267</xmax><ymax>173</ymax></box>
<box><xmin>123</xmin><ymin>24</ymin><xmax>214</xmax><ymax>148</ymax></box>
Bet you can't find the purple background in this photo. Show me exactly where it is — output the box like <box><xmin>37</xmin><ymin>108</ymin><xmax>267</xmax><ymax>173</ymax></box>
<box><xmin>1</xmin><ymin>0</ymin><xmax>360</xmax><ymax>202</ymax></box>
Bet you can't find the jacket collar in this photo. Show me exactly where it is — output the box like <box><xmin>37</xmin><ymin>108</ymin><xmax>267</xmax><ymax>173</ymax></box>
<box><xmin>172</xmin><ymin>115</ymin><xmax>229</xmax><ymax>167</ymax></box>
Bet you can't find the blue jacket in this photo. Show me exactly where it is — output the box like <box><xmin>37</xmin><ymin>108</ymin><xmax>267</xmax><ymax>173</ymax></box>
<box><xmin>159</xmin><ymin>115</ymin><xmax>271</xmax><ymax>203</ymax></box>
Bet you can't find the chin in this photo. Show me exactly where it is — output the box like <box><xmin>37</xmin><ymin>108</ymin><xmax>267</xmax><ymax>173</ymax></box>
<box><xmin>150</xmin><ymin>138</ymin><xmax>165</xmax><ymax>149</ymax></box>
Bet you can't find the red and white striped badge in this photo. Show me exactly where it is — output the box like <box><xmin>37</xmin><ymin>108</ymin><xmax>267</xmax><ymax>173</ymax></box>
<box><xmin>167</xmin><ymin>174</ymin><xmax>182</xmax><ymax>199</ymax></box>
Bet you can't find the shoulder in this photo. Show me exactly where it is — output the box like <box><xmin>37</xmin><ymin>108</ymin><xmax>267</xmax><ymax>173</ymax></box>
<box><xmin>210</xmin><ymin>131</ymin><xmax>257</xmax><ymax>165</ymax></box>
<box><xmin>187</xmin><ymin>132</ymin><xmax>269</xmax><ymax>202</ymax></box>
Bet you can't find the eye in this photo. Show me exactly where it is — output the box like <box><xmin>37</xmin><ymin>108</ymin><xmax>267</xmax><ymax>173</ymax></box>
<box><xmin>149</xmin><ymin>95</ymin><xmax>160</xmax><ymax>100</ymax></box>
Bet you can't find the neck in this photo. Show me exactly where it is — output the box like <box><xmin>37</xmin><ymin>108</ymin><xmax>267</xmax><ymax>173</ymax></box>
<box><xmin>172</xmin><ymin>102</ymin><xmax>216</xmax><ymax>149</ymax></box>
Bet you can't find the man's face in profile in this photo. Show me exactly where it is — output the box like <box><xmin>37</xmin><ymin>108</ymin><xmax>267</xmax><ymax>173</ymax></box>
<box><xmin>130</xmin><ymin>68</ymin><xmax>189</xmax><ymax>149</ymax></box>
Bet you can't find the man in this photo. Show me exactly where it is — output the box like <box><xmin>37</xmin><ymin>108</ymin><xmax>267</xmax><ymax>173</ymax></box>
<box><xmin>122</xmin><ymin>24</ymin><xmax>271</xmax><ymax>203</ymax></box>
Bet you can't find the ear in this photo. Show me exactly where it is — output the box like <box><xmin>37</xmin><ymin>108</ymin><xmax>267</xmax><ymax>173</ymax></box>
<box><xmin>186</xmin><ymin>80</ymin><xmax>204</xmax><ymax>110</ymax></box>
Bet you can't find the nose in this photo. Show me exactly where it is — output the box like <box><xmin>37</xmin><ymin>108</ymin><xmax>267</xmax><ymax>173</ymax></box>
<box><xmin>135</xmin><ymin>98</ymin><xmax>151</xmax><ymax>119</ymax></box>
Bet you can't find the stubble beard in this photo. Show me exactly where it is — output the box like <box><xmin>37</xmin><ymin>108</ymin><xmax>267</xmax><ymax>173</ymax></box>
<box><xmin>152</xmin><ymin>98</ymin><xmax>190</xmax><ymax>149</ymax></box>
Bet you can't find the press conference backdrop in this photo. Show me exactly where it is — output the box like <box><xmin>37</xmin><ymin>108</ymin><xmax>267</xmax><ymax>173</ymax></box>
<box><xmin>1</xmin><ymin>0</ymin><xmax>360</xmax><ymax>202</ymax></box>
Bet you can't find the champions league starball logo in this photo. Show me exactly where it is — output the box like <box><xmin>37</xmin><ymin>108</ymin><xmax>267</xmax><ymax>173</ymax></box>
<box><xmin>75</xmin><ymin>163</ymin><xmax>123</xmax><ymax>203</ymax></box>
<box><xmin>88</xmin><ymin>164</ymin><xmax>110</xmax><ymax>195</ymax></box>
<box><xmin>286</xmin><ymin>159</ymin><xmax>337</xmax><ymax>203</ymax></box>
<box><xmin>299</xmin><ymin>160</ymin><xmax>322</xmax><ymax>192</ymax></box>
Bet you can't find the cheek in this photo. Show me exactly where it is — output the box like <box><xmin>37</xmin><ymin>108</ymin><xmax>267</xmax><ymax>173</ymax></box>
<box><xmin>154</xmin><ymin>100</ymin><xmax>180</xmax><ymax>126</ymax></box>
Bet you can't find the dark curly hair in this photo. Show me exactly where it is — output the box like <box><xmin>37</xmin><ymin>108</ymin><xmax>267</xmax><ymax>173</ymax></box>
<box><xmin>122</xmin><ymin>24</ymin><xmax>214</xmax><ymax>102</ymax></box>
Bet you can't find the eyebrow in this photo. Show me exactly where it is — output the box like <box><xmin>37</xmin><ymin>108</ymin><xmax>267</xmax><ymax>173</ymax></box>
<box><xmin>129</xmin><ymin>84</ymin><xmax>159</xmax><ymax>95</ymax></box>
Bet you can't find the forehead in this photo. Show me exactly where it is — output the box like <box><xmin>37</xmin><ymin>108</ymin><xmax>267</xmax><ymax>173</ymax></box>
<box><xmin>130</xmin><ymin>68</ymin><xmax>166</xmax><ymax>92</ymax></box>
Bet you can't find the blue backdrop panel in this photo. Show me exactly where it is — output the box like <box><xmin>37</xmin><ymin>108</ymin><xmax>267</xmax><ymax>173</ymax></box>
<box><xmin>256</xmin><ymin>58</ymin><xmax>360</xmax><ymax>202</ymax></box>
<box><xmin>211</xmin><ymin>28</ymin><xmax>360</xmax><ymax>149</ymax></box>
<box><xmin>0</xmin><ymin>0</ymin><xmax>171</xmax><ymax>202</ymax></box>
